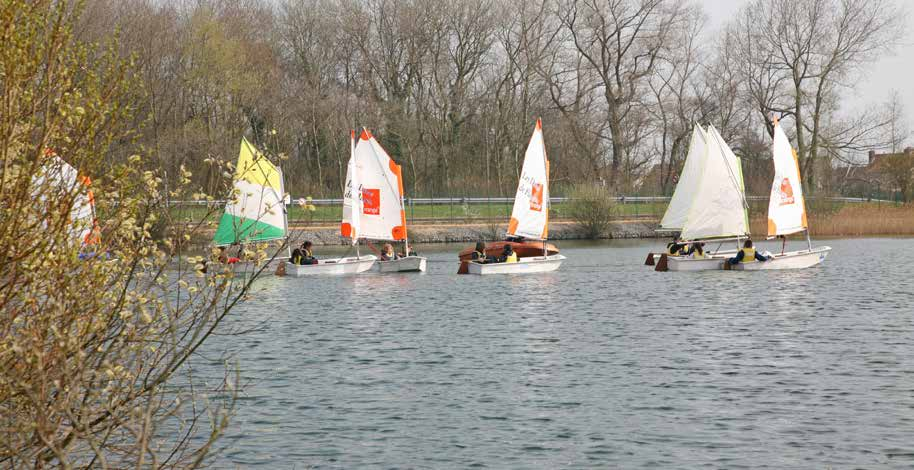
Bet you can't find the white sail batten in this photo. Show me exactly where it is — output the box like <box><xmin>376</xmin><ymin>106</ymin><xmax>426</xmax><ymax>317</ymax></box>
<box><xmin>681</xmin><ymin>125</ymin><xmax>749</xmax><ymax>241</ymax></box>
<box><xmin>767</xmin><ymin>120</ymin><xmax>808</xmax><ymax>237</ymax></box>
<box><xmin>341</xmin><ymin>130</ymin><xmax>361</xmax><ymax>245</ymax></box>
<box><xmin>352</xmin><ymin>129</ymin><xmax>407</xmax><ymax>241</ymax></box>
<box><xmin>508</xmin><ymin>119</ymin><xmax>550</xmax><ymax>240</ymax></box>
<box><xmin>660</xmin><ymin>125</ymin><xmax>708</xmax><ymax>230</ymax></box>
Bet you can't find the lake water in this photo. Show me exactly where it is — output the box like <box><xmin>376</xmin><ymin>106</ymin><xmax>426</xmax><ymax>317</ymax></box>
<box><xmin>205</xmin><ymin>238</ymin><xmax>914</xmax><ymax>468</ymax></box>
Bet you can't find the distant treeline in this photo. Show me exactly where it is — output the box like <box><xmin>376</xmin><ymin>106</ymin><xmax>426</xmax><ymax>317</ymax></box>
<box><xmin>78</xmin><ymin>0</ymin><xmax>909</xmax><ymax>198</ymax></box>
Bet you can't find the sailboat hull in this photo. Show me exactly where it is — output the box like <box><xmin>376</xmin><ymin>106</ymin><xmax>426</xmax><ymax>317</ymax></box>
<box><xmin>458</xmin><ymin>241</ymin><xmax>559</xmax><ymax>261</ymax></box>
<box><xmin>731</xmin><ymin>246</ymin><xmax>831</xmax><ymax>270</ymax></box>
<box><xmin>466</xmin><ymin>254</ymin><xmax>565</xmax><ymax>275</ymax></box>
<box><xmin>284</xmin><ymin>255</ymin><xmax>377</xmax><ymax>276</ymax></box>
<box><xmin>378</xmin><ymin>256</ymin><xmax>427</xmax><ymax>273</ymax></box>
<box><xmin>666</xmin><ymin>255</ymin><xmax>727</xmax><ymax>271</ymax></box>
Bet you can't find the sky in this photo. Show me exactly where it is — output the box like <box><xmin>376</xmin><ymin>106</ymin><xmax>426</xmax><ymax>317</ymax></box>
<box><xmin>701</xmin><ymin>0</ymin><xmax>914</xmax><ymax>146</ymax></box>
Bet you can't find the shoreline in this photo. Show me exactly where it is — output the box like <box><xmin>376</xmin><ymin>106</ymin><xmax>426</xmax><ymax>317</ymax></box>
<box><xmin>185</xmin><ymin>203</ymin><xmax>914</xmax><ymax>247</ymax></box>
<box><xmin>284</xmin><ymin>220</ymin><xmax>661</xmax><ymax>246</ymax></box>
<box><xmin>187</xmin><ymin>208</ymin><xmax>914</xmax><ymax>247</ymax></box>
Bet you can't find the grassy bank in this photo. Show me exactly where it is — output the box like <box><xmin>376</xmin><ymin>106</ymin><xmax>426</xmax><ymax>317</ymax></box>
<box><xmin>750</xmin><ymin>203</ymin><xmax>914</xmax><ymax>236</ymax></box>
<box><xmin>170</xmin><ymin>201</ymin><xmax>668</xmax><ymax>224</ymax></box>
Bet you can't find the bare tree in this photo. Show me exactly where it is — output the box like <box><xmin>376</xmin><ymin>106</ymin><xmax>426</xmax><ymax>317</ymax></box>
<box><xmin>731</xmin><ymin>0</ymin><xmax>907</xmax><ymax>192</ymax></box>
<box><xmin>555</xmin><ymin>0</ymin><xmax>690</xmax><ymax>190</ymax></box>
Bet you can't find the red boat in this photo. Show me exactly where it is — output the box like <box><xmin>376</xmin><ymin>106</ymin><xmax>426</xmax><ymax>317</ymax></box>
<box><xmin>457</xmin><ymin>240</ymin><xmax>559</xmax><ymax>274</ymax></box>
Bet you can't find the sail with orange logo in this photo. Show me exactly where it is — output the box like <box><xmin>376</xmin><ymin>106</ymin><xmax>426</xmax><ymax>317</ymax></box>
<box><xmin>766</xmin><ymin>119</ymin><xmax>808</xmax><ymax>237</ymax></box>
<box><xmin>507</xmin><ymin>119</ymin><xmax>550</xmax><ymax>240</ymax></box>
<box><xmin>342</xmin><ymin>128</ymin><xmax>407</xmax><ymax>243</ymax></box>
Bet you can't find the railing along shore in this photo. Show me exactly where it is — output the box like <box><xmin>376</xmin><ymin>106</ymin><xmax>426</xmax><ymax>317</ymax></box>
<box><xmin>168</xmin><ymin>195</ymin><xmax>900</xmax><ymax>225</ymax></box>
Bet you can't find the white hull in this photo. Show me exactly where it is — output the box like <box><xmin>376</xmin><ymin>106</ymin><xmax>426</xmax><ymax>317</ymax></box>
<box><xmin>284</xmin><ymin>255</ymin><xmax>377</xmax><ymax>276</ymax></box>
<box><xmin>666</xmin><ymin>255</ymin><xmax>727</xmax><ymax>271</ymax></box>
<box><xmin>650</xmin><ymin>248</ymin><xmax>737</xmax><ymax>265</ymax></box>
<box><xmin>732</xmin><ymin>246</ymin><xmax>831</xmax><ymax>270</ymax></box>
<box><xmin>467</xmin><ymin>254</ymin><xmax>565</xmax><ymax>275</ymax></box>
<box><xmin>377</xmin><ymin>256</ymin><xmax>427</xmax><ymax>273</ymax></box>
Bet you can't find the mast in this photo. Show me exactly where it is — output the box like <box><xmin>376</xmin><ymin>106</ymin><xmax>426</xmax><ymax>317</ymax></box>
<box><xmin>543</xmin><ymin>117</ymin><xmax>549</xmax><ymax>256</ymax></box>
<box><xmin>279</xmin><ymin>166</ymin><xmax>291</xmax><ymax>259</ymax></box>
<box><xmin>401</xmin><ymin>184</ymin><xmax>409</xmax><ymax>255</ymax></box>
<box><xmin>352</xmin><ymin>129</ymin><xmax>359</xmax><ymax>258</ymax></box>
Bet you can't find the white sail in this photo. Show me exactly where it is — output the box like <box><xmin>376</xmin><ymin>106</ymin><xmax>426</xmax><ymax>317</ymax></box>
<box><xmin>341</xmin><ymin>130</ymin><xmax>361</xmax><ymax>245</ymax></box>
<box><xmin>660</xmin><ymin>124</ymin><xmax>708</xmax><ymax>230</ymax></box>
<box><xmin>681</xmin><ymin>125</ymin><xmax>749</xmax><ymax>240</ymax></box>
<box><xmin>508</xmin><ymin>119</ymin><xmax>550</xmax><ymax>240</ymax></box>
<box><xmin>767</xmin><ymin>120</ymin><xmax>808</xmax><ymax>237</ymax></box>
<box><xmin>352</xmin><ymin>129</ymin><xmax>407</xmax><ymax>241</ymax></box>
<box><xmin>36</xmin><ymin>155</ymin><xmax>98</xmax><ymax>246</ymax></box>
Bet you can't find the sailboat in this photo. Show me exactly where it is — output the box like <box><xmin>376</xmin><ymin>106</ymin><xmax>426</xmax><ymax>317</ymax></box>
<box><xmin>458</xmin><ymin>119</ymin><xmax>566</xmax><ymax>275</ymax></box>
<box><xmin>646</xmin><ymin>124</ymin><xmax>721</xmax><ymax>264</ymax></box>
<box><xmin>284</xmin><ymin>130</ymin><xmax>377</xmax><ymax>276</ymax></box>
<box><xmin>213</xmin><ymin>137</ymin><xmax>289</xmax><ymax>264</ymax></box>
<box><xmin>657</xmin><ymin>124</ymin><xmax>750</xmax><ymax>271</ymax></box>
<box><xmin>350</xmin><ymin>129</ymin><xmax>427</xmax><ymax>273</ymax></box>
<box><xmin>36</xmin><ymin>150</ymin><xmax>101</xmax><ymax>251</ymax></box>
<box><xmin>728</xmin><ymin>118</ymin><xmax>830</xmax><ymax>270</ymax></box>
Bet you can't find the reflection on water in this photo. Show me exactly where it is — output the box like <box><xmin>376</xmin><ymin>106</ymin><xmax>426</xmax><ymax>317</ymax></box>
<box><xmin>202</xmin><ymin>238</ymin><xmax>914</xmax><ymax>468</ymax></box>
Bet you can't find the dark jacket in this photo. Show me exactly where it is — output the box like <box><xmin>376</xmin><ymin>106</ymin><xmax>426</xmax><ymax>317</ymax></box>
<box><xmin>291</xmin><ymin>248</ymin><xmax>316</xmax><ymax>265</ymax></box>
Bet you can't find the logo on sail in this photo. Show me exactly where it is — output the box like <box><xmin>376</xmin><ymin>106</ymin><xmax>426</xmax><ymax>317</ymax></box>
<box><xmin>529</xmin><ymin>183</ymin><xmax>544</xmax><ymax>211</ymax></box>
<box><xmin>778</xmin><ymin>178</ymin><xmax>795</xmax><ymax>205</ymax></box>
<box><xmin>362</xmin><ymin>188</ymin><xmax>380</xmax><ymax>215</ymax></box>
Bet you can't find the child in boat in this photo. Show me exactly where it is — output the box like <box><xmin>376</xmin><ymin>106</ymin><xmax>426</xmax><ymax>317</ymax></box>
<box><xmin>666</xmin><ymin>237</ymin><xmax>686</xmax><ymax>256</ymax></box>
<box><xmin>727</xmin><ymin>239</ymin><xmax>772</xmax><ymax>265</ymax></box>
<box><xmin>217</xmin><ymin>246</ymin><xmax>241</xmax><ymax>264</ymax></box>
<box><xmin>401</xmin><ymin>243</ymin><xmax>417</xmax><ymax>257</ymax></box>
<box><xmin>380</xmin><ymin>243</ymin><xmax>399</xmax><ymax>261</ymax></box>
<box><xmin>498</xmin><ymin>244</ymin><xmax>518</xmax><ymax>263</ymax></box>
<box><xmin>686</xmin><ymin>242</ymin><xmax>706</xmax><ymax>259</ymax></box>
<box><xmin>291</xmin><ymin>241</ymin><xmax>318</xmax><ymax>265</ymax></box>
<box><xmin>471</xmin><ymin>241</ymin><xmax>489</xmax><ymax>263</ymax></box>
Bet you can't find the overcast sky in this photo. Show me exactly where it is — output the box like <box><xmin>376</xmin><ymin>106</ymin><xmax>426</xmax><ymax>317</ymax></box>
<box><xmin>701</xmin><ymin>0</ymin><xmax>914</xmax><ymax>145</ymax></box>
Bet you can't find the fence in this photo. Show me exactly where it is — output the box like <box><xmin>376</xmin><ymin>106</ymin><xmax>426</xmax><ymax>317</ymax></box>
<box><xmin>168</xmin><ymin>195</ymin><xmax>899</xmax><ymax>226</ymax></box>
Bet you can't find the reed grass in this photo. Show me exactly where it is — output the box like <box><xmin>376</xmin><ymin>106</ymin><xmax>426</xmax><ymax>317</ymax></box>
<box><xmin>750</xmin><ymin>203</ymin><xmax>914</xmax><ymax>236</ymax></box>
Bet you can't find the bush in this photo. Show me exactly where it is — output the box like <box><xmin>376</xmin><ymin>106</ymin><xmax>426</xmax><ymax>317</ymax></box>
<box><xmin>0</xmin><ymin>3</ymin><xmax>273</xmax><ymax>466</ymax></box>
<box><xmin>566</xmin><ymin>184</ymin><xmax>616</xmax><ymax>238</ymax></box>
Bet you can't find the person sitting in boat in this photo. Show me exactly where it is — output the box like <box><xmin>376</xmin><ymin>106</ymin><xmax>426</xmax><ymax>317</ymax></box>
<box><xmin>380</xmin><ymin>243</ymin><xmax>399</xmax><ymax>261</ymax></box>
<box><xmin>497</xmin><ymin>243</ymin><xmax>518</xmax><ymax>263</ymax></box>
<box><xmin>401</xmin><ymin>243</ymin><xmax>417</xmax><ymax>257</ymax></box>
<box><xmin>686</xmin><ymin>242</ymin><xmax>706</xmax><ymax>259</ymax></box>
<box><xmin>217</xmin><ymin>246</ymin><xmax>241</xmax><ymax>264</ymax></box>
<box><xmin>728</xmin><ymin>239</ymin><xmax>772</xmax><ymax>265</ymax></box>
<box><xmin>666</xmin><ymin>237</ymin><xmax>686</xmax><ymax>256</ymax></box>
<box><xmin>471</xmin><ymin>241</ymin><xmax>490</xmax><ymax>263</ymax></box>
<box><xmin>291</xmin><ymin>241</ymin><xmax>318</xmax><ymax>265</ymax></box>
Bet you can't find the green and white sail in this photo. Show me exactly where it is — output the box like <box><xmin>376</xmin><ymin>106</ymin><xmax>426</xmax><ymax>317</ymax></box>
<box><xmin>213</xmin><ymin>137</ymin><xmax>286</xmax><ymax>246</ymax></box>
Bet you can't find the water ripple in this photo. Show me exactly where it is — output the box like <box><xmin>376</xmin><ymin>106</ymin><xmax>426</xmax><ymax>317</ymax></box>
<box><xmin>203</xmin><ymin>238</ymin><xmax>914</xmax><ymax>468</ymax></box>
